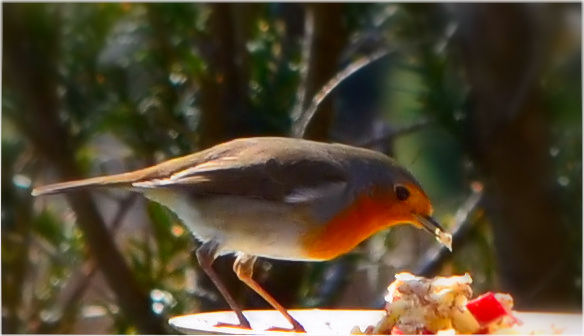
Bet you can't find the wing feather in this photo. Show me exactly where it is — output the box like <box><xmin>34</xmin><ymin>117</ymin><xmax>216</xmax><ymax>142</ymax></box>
<box><xmin>34</xmin><ymin>137</ymin><xmax>353</xmax><ymax>204</ymax></box>
<box><xmin>133</xmin><ymin>154</ymin><xmax>349</xmax><ymax>203</ymax></box>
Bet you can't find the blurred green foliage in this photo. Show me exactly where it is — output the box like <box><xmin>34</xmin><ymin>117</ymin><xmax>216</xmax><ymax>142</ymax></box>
<box><xmin>2</xmin><ymin>3</ymin><xmax>581</xmax><ymax>333</ymax></box>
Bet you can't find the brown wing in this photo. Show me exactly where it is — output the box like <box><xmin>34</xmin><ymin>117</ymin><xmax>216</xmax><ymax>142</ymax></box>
<box><xmin>132</xmin><ymin>146</ymin><xmax>350</xmax><ymax>203</ymax></box>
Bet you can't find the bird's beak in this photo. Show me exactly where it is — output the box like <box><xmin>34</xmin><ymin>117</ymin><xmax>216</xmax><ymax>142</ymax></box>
<box><xmin>414</xmin><ymin>214</ymin><xmax>453</xmax><ymax>251</ymax></box>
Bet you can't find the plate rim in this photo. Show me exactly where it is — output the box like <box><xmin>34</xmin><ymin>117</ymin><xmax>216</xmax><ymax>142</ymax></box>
<box><xmin>168</xmin><ymin>309</ymin><xmax>583</xmax><ymax>335</ymax></box>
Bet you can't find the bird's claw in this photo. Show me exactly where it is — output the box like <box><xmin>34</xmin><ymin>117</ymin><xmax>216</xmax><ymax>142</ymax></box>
<box><xmin>266</xmin><ymin>322</ymin><xmax>306</xmax><ymax>333</ymax></box>
<box><xmin>214</xmin><ymin>320</ymin><xmax>252</xmax><ymax>330</ymax></box>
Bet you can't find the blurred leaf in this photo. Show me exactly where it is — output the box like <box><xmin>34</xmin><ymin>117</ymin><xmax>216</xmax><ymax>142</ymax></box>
<box><xmin>32</xmin><ymin>210</ymin><xmax>66</xmax><ymax>247</ymax></box>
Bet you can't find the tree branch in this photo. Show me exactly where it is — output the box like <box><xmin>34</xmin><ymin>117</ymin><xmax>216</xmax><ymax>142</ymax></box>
<box><xmin>357</xmin><ymin>118</ymin><xmax>434</xmax><ymax>149</ymax></box>
<box><xmin>416</xmin><ymin>188</ymin><xmax>484</xmax><ymax>277</ymax></box>
<box><xmin>292</xmin><ymin>48</ymin><xmax>393</xmax><ymax>138</ymax></box>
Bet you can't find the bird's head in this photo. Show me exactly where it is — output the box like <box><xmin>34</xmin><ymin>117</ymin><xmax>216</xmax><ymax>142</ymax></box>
<box><xmin>365</xmin><ymin>160</ymin><xmax>452</xmax><ymax>250</ymax></box>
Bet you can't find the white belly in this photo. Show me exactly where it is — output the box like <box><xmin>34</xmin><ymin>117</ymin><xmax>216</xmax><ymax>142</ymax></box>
<box><xmin>142</xmin><ymin>189</ymin><xmax>318</xmax><ymax>261</ymax></box>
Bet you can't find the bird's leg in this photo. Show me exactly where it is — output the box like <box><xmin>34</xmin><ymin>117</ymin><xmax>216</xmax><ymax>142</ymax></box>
<box><xmin>233</xmin><ymin>253</ymin><xmax>306</xmax><ymax>333</ymax></box>
<box><xmin>194</xmin><ymin>241</ymin><xmax>252</xmax><ymax>329</ymax></box>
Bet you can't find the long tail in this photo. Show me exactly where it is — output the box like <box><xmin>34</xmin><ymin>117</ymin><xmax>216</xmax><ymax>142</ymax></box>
<box><xmin>30</xmin><ymin>157</ymin><xmax>188</xmax><ymax>196</ymax></box>
<box><xmin>31</xmin><ymin>170</ymin><xmax>153</xmax><ymax>196</ymax></box>
<box><xmin>32</xmin><ymin>151</ymin><xmax>205</xmax><ymax>196</ymax></box>
<box><xmin>32</xmin><ymin>149</ymin><xmax>210</xmax><ymax>196</ymax></box>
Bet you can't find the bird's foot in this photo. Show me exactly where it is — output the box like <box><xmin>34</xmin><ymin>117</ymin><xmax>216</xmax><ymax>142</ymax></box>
<box><xmin>214</xmin><ymin>312</ymin><xmax>252</xmax><ymax>330</ymax></box>
<box><xmin>214</xmin><ymin>320</ymin><xmax>252</xmax><ymax>330</ymax></box>
<box><xmin>266</xmin><ymin>321</ymin><xmax>306</xmax><ymax>333</ymax></box>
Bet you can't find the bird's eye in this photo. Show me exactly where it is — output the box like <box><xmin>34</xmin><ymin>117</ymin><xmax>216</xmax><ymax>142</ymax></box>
<box><xmin>395</xmin><ymin>185</ymin><xmax>410</xmax><ymax>201</ymax></box>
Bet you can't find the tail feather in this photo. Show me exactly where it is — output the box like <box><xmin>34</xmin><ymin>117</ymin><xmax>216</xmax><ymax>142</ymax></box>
<box><xmin>31</xmin><ymin>166</ymin><xmax>161</xmax><ymax>196</ymax></box>
<box><xmin>32</xmin><ymin>148</ymin><xmax>208</xmax><ymax>196</ymax></box>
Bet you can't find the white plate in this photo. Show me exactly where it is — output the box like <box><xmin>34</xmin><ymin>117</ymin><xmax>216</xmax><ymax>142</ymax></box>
<box><xmin>169</xmin><ymin>309</ymin><xmax>582</xmax><ymax>334</ymax></box>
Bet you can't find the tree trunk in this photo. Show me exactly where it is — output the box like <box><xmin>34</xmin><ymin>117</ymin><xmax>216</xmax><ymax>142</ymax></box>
<box><xmin>3</xmin><ymin>4</ymin><xmax>168</xmax><ymax>333</ymax></box>
<box><xmin>301</xmin><ymin>3</ymin><xmax>349</xmax><ymax>141</ymax></box>
<box><xmin>454</xmin><ymin>3</ymin><xmax>578</xmax><ymax>310</ymax></box>
<box><xmin>197</xmin><ymin>3</ymin><xmax>258</xmax><ymax>148</ymax></box>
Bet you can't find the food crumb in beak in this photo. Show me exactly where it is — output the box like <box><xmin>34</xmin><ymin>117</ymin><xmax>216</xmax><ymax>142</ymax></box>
<box><xmin>436</xmin><ymin>229</ymin><xmax>453</xmax><ymax>251</ymax></box>
<box><xmin>414</xmin><ymin>214</ymin><xmax>453</xmax><ymax>251</ymax></box>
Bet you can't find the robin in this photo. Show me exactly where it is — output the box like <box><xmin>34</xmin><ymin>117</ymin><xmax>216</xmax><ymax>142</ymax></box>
<box><xmin>32</xmin><ymin>136</ymin><xmax>451</xmax><ymax>332</ymax></box>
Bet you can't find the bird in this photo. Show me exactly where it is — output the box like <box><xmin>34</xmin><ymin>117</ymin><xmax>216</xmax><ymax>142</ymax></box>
<box><xmin>32</xmin><ymin>136</ymin><xmax>452</xmax><ymax>332</ymax></box>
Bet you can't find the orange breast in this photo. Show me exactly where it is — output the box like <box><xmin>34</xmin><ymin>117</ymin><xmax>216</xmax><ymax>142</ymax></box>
<box><xmin>301</xmin><ymin>190</ymin><xmax>411</xmax><ymax>260</ymax></box>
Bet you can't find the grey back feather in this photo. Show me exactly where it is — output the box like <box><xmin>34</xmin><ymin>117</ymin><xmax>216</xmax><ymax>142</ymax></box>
<box><xmin>32</xmin><ymin>137</ymin><xmax>409</xmax><ymax>206</ymax></box>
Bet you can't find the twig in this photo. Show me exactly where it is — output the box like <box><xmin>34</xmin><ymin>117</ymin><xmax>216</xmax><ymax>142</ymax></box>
<box><xmin>358</xmin><ymin>118</ymin><xmax>434</xmax><ymax>149</ymax></box>
<box><xmin>62</xmin><ymin>195</ymin><xmax>137</xmax><ymax>303</ymax></box>
<box><xmin>523</xmin><ymin>258</ymin><xmax>566</xmax><ymax>306</ymax></box>
<box><xmin>416</xmin><ymin>188</ymin><xmax>484</xmax><ymax>277</ymax></box>
<box><xmin>292</xmin><ymin>48</ymin><xmax>394</xmax><ymax>138</ymax></box>
<box><xmin>37</xmin><ymin>194</ymin><xmax>138</xmax><ymax>333</ymax></box>
<box><xmin>110</xmin><ymin>194</ymin><xmax>138</xmax><ymax>231</ymax></box>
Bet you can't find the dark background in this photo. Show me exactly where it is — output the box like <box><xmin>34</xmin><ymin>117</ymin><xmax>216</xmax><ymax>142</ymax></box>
<box><xmin>2</xmin><ymin>3</ymin><xmax>581</xmax><ymax>333</ymax></box>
